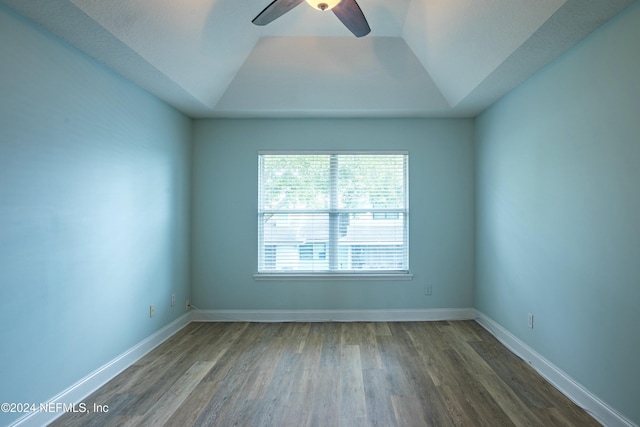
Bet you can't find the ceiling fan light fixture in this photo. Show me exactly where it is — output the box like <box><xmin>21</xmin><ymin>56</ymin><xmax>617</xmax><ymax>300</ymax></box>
<box><xmin>305</xmin><ymin>0</ymin><xmax>341</xmax><ymax>11</ymax></box>
<box><xmin>252</xmin><ymin>0</ymin><xmax>369</xmax><ymax>37</ymax></box>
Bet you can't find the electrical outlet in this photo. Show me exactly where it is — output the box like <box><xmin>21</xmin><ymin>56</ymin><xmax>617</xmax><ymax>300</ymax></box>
<box><xmin>425</xmin><ymin>285</ymin><xmax>432</xmax><ymax>295</ymax></box>
<box><xmin>171</xmin><ymin>294</ymin><xmax>175</xmax><ymax>307</ymax></box>
<box><xmin>528</xmin><ymin>313</ymin><xmax>534</xmax><ymax>329</ymax></box>
<box><xmin>150</xmin><ymin>305</ymin><xmax>155</xmax><ymax>318</ymax></box>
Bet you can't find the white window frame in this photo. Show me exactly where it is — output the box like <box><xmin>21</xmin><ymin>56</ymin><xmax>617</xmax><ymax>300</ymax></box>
<box><xmin>255</xmin><ymin>151</ymin><xmax>412</xmax><ymax>281</ymax></box>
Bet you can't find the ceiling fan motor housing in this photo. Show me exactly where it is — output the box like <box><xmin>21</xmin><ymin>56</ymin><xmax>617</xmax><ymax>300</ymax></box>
<box><xmin>306</xmin><ymin>0</ymin><xmax>342</xmax><ymax>11</ymax></box>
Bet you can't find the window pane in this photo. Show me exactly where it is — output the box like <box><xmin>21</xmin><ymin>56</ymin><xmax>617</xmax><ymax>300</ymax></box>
<box><xmin>260</xmin><ymin>155</ymin><xmax>330</xmax><ymax>210</ymax></box>
<box><xmin>338</xmin><ymin>212</ymin><xmax>407</xmax><ymax>271</ymax></box>
<box><xmin>260</xmin><ymin>213</ymin><xmax>329</xmax><ymax>271</ymax></box>
<box><xmin>337</xmin><ymin>155</ymin><xmax>406</xmax><ymax>209</ymax></box>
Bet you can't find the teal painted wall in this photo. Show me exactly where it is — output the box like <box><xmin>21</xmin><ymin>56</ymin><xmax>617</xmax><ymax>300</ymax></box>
<box><xmin>192</xmin><ymin>119</ymin><xmax>475</xmax><ymax>310</ymax></box>
<box><xmin>3</xmin><ymin>0</ymin><xmax>639</xmax><ymax>424</ymax></box>
<box><xmin>475</xmin><ymin>2</ymin><xmax>640</xmax><ymax>424</ymax></box>
<box><xmin>0</xmin><ymin>6</ymin><xmax>191</xmax><ymax>426</ymax></box>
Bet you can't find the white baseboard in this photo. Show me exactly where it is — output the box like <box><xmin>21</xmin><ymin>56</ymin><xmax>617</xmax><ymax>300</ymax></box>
<box><xmin>16</xmin><ymin>309</ymin><xmax>630</xmax><ymax>427</ymax></box>
<box><xmin>9</xmin><ymin>313</ymin><xmax>192</xmax><ymax>427</ymax></box>
<box><xmin>6</xmin><ymin>308</ymin><xmax>472</xmax><ymax>427</ymax></box>
<box><xmin>474</xmin><ymin>311</ymin><xmax>637</xmax><ymax>427</ymax></box>
<box><xmin>190</xmin><ymin>307</ymin><xmax>476</xmax><ymax>323</ymax></box>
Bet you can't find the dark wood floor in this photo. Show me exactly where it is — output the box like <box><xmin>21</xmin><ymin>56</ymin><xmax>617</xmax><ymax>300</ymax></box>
<box><xmin>50</xmin><ymin>321</ymin><xmax>600</xmax><ymax>426</ymax></box>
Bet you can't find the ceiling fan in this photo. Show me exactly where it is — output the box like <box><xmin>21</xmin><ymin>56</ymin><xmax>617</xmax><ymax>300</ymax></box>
<box><xmin>252</xmin><ymin>0</ymin><xmax>371</xmax><ymax>38</ymax></box>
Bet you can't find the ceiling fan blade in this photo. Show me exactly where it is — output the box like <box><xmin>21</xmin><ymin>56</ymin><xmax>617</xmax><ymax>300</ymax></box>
<box><xmin>252</xmin><ymin>0</ymin><xmax>305</xmax><ymax>26</ymax></box>
<box><xmin>332</xmin><ymin>0</ymin><xmax>371</xmax><ymax>37</ymax></box>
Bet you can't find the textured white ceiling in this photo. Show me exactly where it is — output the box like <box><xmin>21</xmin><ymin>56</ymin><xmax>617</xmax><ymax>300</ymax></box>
<box><xmin>215</xmin><ymin>37</ymin><xmax>450</xmax><ymax>117</ymax></box>
<box><xmin>403</xmin><ymin>0</ymin><xmax>566</xmax><ymax>106</ymax></box>
<box><xmin>1</xmin><ymin>0</ymin><xmax>634</xmax><ymax>118</ymax></box>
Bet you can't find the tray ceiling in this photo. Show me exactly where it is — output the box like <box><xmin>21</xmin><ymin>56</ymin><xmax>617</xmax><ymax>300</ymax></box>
<box><xmin>1</xmin><ymin>0</ymin><xmax>634</xmax><ymax>118</ymax></box>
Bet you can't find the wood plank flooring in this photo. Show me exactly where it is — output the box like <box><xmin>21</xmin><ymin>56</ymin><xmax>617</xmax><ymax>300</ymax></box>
<box><xmin>50</xmin><ymin>321</ymin><xmax>600</xmax><ymax>426</ymax></box>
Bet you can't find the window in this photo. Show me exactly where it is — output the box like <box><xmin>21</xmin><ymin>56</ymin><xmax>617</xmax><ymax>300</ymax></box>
<box><xmin>258</xmin><ymin>152</ymin><xmax>409</xmax><ymax>276</ymax></box>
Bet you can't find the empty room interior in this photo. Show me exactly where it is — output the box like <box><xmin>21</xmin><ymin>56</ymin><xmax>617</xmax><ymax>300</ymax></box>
<box><xmin>1</xmin><ymin>0</ymin><xmax>639</xmax><ymax>426</ymax></box>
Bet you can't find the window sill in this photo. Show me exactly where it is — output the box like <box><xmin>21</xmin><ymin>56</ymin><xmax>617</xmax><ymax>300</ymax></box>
<box><xmin>253</xmin><ymin>273</ymin><xmax>414</xmax><ymax>281</ymax></box>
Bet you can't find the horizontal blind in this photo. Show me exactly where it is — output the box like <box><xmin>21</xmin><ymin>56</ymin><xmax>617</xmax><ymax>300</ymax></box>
<box><xmin>258</xmin><ymin>152</ymin><xmax>408</xmax><ymax>273</ymax></box>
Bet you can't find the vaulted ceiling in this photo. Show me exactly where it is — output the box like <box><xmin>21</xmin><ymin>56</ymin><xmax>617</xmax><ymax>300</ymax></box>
<box><xmin>2</xmin><ymin>0</ymin><xmax>634</xmax><ymax>118</ymax></box>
